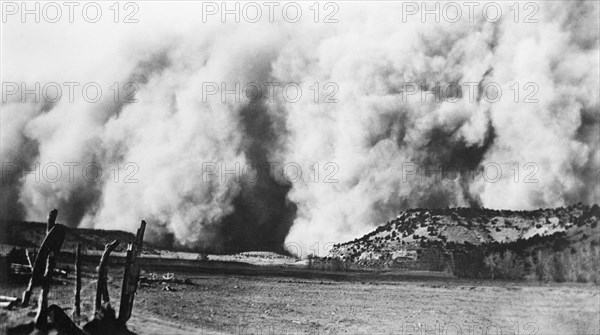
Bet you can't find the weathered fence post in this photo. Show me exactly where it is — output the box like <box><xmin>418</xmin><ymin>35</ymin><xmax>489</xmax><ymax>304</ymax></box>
<box><xmin>22</xmin><ymin>210</ymin><xmax>65</xmax><ymax>307</ymax></box>
<box><xmin>47</xmin><ymin>209</ymin><xmax>58</xmax><ymax>232</ymax></box>
<box><xmin>34</xmin><ymin>252</ymin><xmax>55</xmax><ymax>329</ymax></box>
<box><xmin>74</xmin><ymin>243</ymin><xmax>82</xmax><ymax>324</ymax></box>
<box><xmin>95</xmin><ymin>240</ymin><xmax>120</xmax><ymax>314</ymax></box>
<box><xmin>118</xmin><ymin>220</ymin><xmax>146</xmax><ymax>323</ymax></box>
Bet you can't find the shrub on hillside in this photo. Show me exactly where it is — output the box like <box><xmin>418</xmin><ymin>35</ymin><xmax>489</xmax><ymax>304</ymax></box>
<box><xmin>450</xmin><ymin>248</ymin><xmax>486</xmax><ymax>278</ymax></box>
<box><xmin>483</xmin><ymin>250</ymin><xmax>526</xmax><ymax>280</ymax></box>
<box><xmin>307</xmin><ymin>255</ymin><xmax>352</xmax><ymax>272</ymax></box>
<box><xmin>535</xmin><ymin>244</ymin><xmax>599</xmax><ymax>283</ymax></box>
<box><xmin>419</xmin><ymin>247</ymin><xmax>447</xmax><ymax>272</ymax></box>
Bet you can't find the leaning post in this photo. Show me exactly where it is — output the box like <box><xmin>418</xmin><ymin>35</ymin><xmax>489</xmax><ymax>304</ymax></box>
<box><xmin>22</xmin><ymin>210</ymin><xmax>65</xmax><ymax>307</ymax></box>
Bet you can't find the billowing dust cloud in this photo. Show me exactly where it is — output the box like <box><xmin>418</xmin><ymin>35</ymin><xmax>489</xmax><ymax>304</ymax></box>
<box><xmin>1</xmin><ymin>2</ymin><xmax>598</xmax><ymax>254</ymax></box>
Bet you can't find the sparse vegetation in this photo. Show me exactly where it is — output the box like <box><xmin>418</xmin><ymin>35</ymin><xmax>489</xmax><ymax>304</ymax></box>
<box><xmin>535</xmin><ymin>244</ymin><xmax>600</xmax><ymax>283</ymax></box>
<box><xmin>307</xmin><ymin>255</ymin><xmax>354</xmax><ymax>272</ymax></box>
<box><xmin>328</xmin><ymin>204</ymin><xmax>599</xmax><ymax>283</ymax></box>
<box><xmin>483</xmin><ymin>250</ymin><xmax>526</xmax><ymax>280</ymax></box>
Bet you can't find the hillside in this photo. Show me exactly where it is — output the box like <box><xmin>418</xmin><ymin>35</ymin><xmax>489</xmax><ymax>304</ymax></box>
<box><xmin>0</xmin><ymin>222</ymin><xmax>303</xmax><ymax>267</ymax></box>
<box><xmin>0</xmin><ymin>220</ymin><xmax>157</xmax><ymax>254</ymax></box>
<box><xmin>326</xmin><ymin>204</ymin><xmax>600</xmax><ymax>281</ymax></box>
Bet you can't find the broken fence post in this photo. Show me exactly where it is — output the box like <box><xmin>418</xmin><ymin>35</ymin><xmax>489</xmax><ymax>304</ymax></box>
<box><xmin>22</xmin><ymin>212</ymin><xmax>65</xmax><ymax>307</ymax></box>
<box><xmin>95</xmin><ymin>240</ymin><xmax>120</xmax><ymax>314</ymax></box>
<box><xmin>25</xmin><ymin>248</ymin><xmax>34</xmax><ymax>267</ymax></box>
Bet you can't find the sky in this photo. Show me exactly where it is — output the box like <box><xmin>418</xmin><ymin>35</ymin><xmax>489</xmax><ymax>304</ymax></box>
<box><xmin>1</xmin><ymin>1</ymin><xmax>599</xmax><ymax>256</ymax></box>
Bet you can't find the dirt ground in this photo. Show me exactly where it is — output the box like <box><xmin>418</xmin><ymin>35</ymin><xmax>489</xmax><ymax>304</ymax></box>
<box><xmin>1</xmin><ymin>263</ymin><xmax>599</xmax><ymax>335</ymax></box>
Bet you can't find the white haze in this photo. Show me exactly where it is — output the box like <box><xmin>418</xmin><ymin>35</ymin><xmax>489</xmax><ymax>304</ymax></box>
<box><xmin>1</xmin><ymin>1</ymin><xmax>598</xmax><ymax>255</ymax></box>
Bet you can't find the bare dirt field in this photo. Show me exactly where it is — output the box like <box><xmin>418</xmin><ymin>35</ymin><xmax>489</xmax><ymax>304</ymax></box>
<box><xmin>2</xmin><ymin>260</ymin><xmax>599</xmax><ymax>335</ymax></box>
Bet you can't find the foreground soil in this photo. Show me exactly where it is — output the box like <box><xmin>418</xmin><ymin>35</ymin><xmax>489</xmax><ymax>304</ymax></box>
<box><xmin>1</xmin><ymin>263</ymin><xmax>598</xmax><ymax>334</ymax></box>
